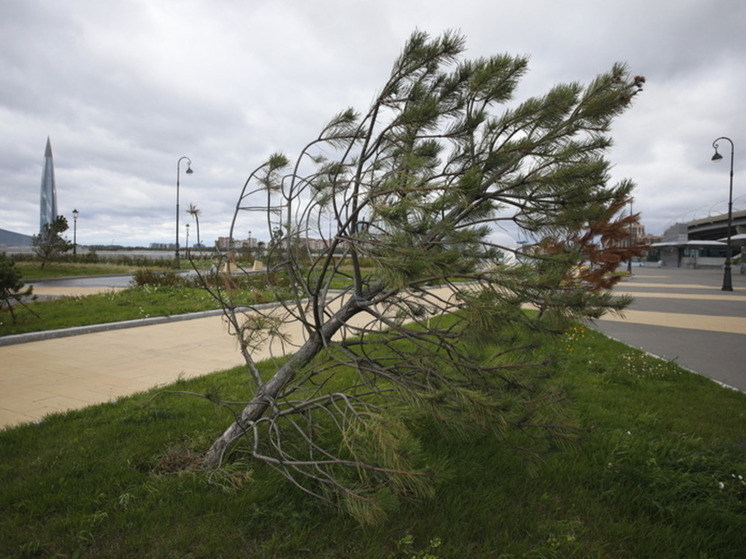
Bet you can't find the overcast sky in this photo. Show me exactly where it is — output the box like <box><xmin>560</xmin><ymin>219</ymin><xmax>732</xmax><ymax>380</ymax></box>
<box><xmin>1</xmin><ymin>0</ymin><xmax>744</xmax><ymax>247</ymax></box>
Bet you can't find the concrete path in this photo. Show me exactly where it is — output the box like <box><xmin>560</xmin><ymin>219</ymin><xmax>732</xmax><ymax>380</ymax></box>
<box><xmin>0</xmin><ymin>287</ymin><xmax>453</xmax><ymax>429</ymax></box>
<box><xmin>31</xmin><ymin>286</ymin><xmax>126</xmax><ymax>298</ymax></box>
<box><xmin>0</xmin><ymin>313</ymin><xmax>248</xmax><ymax>429</ymax></box>
<box><xmin>1</xmin><ymin>282</ymin><xmax>303</xmax><ymax>428</ymax></box>
<box><xmin>1</xmin><ymin>269</ymin><xmax>744</xmax><ymax>429</ymax></box>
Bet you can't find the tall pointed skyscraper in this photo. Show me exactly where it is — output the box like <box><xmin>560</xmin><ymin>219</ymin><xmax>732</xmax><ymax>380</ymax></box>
<box><xmin>40</xmin><ymin>137</ymin><xmax>58</xmax><ymax>233</ymax></box>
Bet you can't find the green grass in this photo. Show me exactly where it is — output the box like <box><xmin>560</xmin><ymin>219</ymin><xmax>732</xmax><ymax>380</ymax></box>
<box><xmin>14</xmin><ymin>258</ymin><xmax>220</xmax><ymax>280</ymax></box>
<box><xmin>15</xmin><ymin>262</ymin><xmax>168</xmax><ymax>280</ymax></box>
<box><xmin>1</xmin><ymin>324</ymin><xmax>744</xmax><ymax>558</ymax></box>
<box><xmin>2</xmin><ymin>265</ymin><xmax>359</xmax><ymax>336</ymax></box>
<box><xmin>0</xmin><ymin>286</ymin><xmax>269</xmax><ymax>336</ymax></box>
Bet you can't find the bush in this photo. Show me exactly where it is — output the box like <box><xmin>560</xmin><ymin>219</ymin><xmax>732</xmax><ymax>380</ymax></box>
<box><xmin>0</xmin><ymin>253</ymin><xmax>35</xmax><ymax>324</ymax></box>
<box><xmin>131</xmin><ymin>269</ymin><xmax>187</xmax><ymax>288</ymax></box>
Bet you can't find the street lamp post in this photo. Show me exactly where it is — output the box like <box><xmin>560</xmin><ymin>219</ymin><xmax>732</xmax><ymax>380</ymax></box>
<box><xmin>175</xmin><ymin>156</ymin><xmax>193</xmax><ymax>268</ymax></box>
<box><xmin>627</xmin><ymin>200</ymin><xmax>633</xmax><ymax>274</ymax></box>
<box><xmin>711</xmin><ymin>137</ymin><xmax>735</xmax><ymax>291</ymax></box>
<box><xmin>185</xmin><ymin>223</ymin><xmax>190</xmax><ymax>258</ymax></box>
<box><xmin>72</xmin><ymin>209</ymin><xmax>79</xmax><ymax>256</ymax></box>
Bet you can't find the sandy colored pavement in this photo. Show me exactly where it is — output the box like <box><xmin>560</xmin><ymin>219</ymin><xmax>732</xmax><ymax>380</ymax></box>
<box><xmin>30</xmin><ymin>286</ymin><xmax>126</xmax><ymax>297</ymax></box>
<box><xmin>0</xmin><ymin>287</ymin><xmax>454</xmax><ymax>429</ymax></box>
<box><xmin>1</xmin><ymin>281</ymin><xmax>304</xmax><ymax>428</ymax></box>
<box><xmin>2</xmin><ymin>271</ymin><xmax>744</xmax><ymax>429</ymax></box>
<box><xmin>599</xmin><ymin>309</ymin><xmax>746</xmax><ymax>334</ymax></box>
<box><xmin>0</xmin><ymin>315</ymin><xmax>248</xmax><ymax>428</ymax></box>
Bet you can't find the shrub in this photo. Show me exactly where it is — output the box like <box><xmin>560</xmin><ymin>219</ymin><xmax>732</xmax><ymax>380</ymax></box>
<box><xmin>131</xmin><ymin>269</ymin><xmax>187</xmax><ymax>288</ymax></box>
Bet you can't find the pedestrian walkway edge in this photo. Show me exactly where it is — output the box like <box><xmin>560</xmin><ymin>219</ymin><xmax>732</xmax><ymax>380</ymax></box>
<box><xmin>0</xmin><ymin>298</ymin><xmax>307</xmax><ymax>347</ymax></box>
<box><xmin>0</xmin><ymin>309</ymin><xmax>226</xmax><ymax>347</ymax></box>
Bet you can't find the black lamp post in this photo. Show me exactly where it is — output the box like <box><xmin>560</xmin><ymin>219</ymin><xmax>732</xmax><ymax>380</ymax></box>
<box><xmin>72</xmin><ymin>208</ymin><xmax>79</xmax><ymax>256</ymax></box>
<box><xmin>711</xmin><ymin>137</ymin><xmax>734</xmax><ymax>291</ymax></box>
<box><xmin>627</xmin><ymin>200</ymin><xmax>633</xmax><ymax>274</ymax></box>
<box><xmin>185</xmin><ymin>223</ymin><xmax>190</xmax><ymax>258</ymax></box>
<box><xmin>175</xmin><ymin>156</ymin><xmax>193</xmax><ymax>268</ymax></box>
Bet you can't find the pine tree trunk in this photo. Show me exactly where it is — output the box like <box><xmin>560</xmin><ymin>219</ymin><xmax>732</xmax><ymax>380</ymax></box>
<box><xmin>203</xmin><ymin>295</ymin><xmax>363</xmax><ymax>468</ymax></box>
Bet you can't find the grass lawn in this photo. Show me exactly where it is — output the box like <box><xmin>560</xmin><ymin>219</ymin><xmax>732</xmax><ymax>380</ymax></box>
<box><xmin>1</xmin><ymin>324</ymin><xmax>744</xmax><ymax>558</ymax></box>
<box><xmin>0</xmin><ymin>287</ymin><xmax>236</xmax><ymax>336</ymax></box>
<box><xmin>1</xmin><ymin>264</ymin><xmax>361</xmax><ymax>337</ymax></box>
<box><xmin>2</xmin><ymin>271</ymin><xmax>281</xmax><ymax>336</ymax></box>
<box><xmin>15</xmin><ymin>262</ymin><xmax>169</xmax><ymax>280</ymax></box>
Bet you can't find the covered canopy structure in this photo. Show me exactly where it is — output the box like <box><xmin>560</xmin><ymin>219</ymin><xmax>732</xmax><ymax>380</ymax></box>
<box><xmin>655</xmin><ymin>209</ymin><xmax>745</xmax><ymax>271</ymax></box>
<box><xmin>650</xmin><ymin>239</ymin><xmax>730</xmax><ymax>269</ymax></box>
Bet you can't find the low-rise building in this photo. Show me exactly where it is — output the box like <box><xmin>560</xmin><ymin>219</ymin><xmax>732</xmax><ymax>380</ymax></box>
<box><xmin>652</xmin><ymin>210</ymin><xmax>746</xmax><ymax>270</ymax></box>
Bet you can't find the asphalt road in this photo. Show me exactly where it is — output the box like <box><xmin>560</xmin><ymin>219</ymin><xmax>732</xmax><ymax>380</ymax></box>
<box><xmin>27</xmin><ymin>269</ymin><xmax>204</xmax><ymax>290</ymax></box>
<box><xmin>28</xmin><ymin>274</ymin><xmax>136</xmax><ymax>289</ymax></box>
<box><xmin>593</xmin><ymin>266</ymin><xmax>746</xmax><ymax>391</ymax></box>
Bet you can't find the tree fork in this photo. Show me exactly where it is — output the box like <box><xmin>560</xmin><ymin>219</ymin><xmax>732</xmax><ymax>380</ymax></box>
<box><xmin>203</xmin><ymin>294</ymin><xmax>368</xmax><ymax>468</ymax></box>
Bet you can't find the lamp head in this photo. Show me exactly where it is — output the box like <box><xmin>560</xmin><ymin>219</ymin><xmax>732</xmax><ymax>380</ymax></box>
<box><xmin>186</xmin><ymin>165</ymin><xmax>194</xmax><ymax>174</ymax></box>
<box><xmin>711</xmin><ymin>149</ymin><xmax>723</xmax><ymax>162</ymax></box>
<box><xmin>72</xmin><ymin>209</ymin><xmax>79</xmax><ymax>218</ymax></box>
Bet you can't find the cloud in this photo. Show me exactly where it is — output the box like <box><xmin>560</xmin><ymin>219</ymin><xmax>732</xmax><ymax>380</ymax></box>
<box><xmin>1</xmin><ymin>0</ymin><xmax>744</xmax><ymax>248</ymax></box>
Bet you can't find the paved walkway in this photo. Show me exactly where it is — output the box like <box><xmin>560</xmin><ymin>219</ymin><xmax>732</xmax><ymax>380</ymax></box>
<box><xmin>591</xmin><ymin>266</ymin><xmax>746</xmax><ymax>392</ymax></box>
<box><xmin>0</xmin><ymin>313</ymin><xmax>248</xmax><ymax>428</ymax></box>
<box><xmin>0</xmin><ymin>287</ymin><xmax>453</xmax><ymax>429</ymax></box>
<box><xmin>1</xmin><ymin>268</ymin><xmax>744</xmax><ymax>429</ymax></box>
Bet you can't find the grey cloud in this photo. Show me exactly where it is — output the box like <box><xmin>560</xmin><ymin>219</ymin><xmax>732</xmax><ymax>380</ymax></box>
<box><xmin>1</xmin><ymin>0</ymin><xmax>744</xmax><ymax>246</ymax></box>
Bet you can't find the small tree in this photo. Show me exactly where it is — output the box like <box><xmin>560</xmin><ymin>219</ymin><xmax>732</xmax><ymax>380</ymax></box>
<box><xmin>254</xmin><ymin>240</ymin><xmax>267</xmax><ymax>262</ymax></box>
<box><xmin>196</xmin><ymin>31</ymin><xmax>645</xmax><ymax>521</ymax></box>
<box><xmin>187</xmin><ymin>204</ymin><xmax>202</xmax><ymax>249</ymax></box>
<box><xmin>33</xmin><ymin>215</ymin><xmax>72</xmax><ymax>267</ymax></box>
<box><xmin>0</xmin><ymin>253</ymin><xmax>36</xmax><ymax>324</ymax></box>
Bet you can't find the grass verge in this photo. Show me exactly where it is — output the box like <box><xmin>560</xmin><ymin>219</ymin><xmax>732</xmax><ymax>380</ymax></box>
<box><xmin>13</xmin><ymin>258</ymin><xmax>217</xmax><ymax>280</ymax></box>
<box><xmin>15</xmin><ymin>262</ymin><xmax>169</xmax><ymax>280</ymax></box>
<box><xmin>1</xmin><ymin>324</ymin><xmax>744</xmax><ymax>558</ymax></box>
<box><xmin>1</xmin><ymin>279</ymin><xmax>279</xmax><ymax>337</ymax></box>
<box><xmin>0</xmin><ymin>286</ymin><xmax>232</xmax><ymax>336</ymax></box>
<box><xmin>2</xmin><ymin>266</ymin><xmax>359</xmax><ymax>337</ymax></box>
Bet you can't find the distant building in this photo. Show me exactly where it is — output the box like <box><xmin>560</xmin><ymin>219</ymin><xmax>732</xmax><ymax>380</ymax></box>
<box><xmin>215</xmin><ymin>236</ymin><xmax>235</xmax><ymax>250</ymax></box>
<box><xmin>216</xmin><ymin>236</ymin><xmax>260</xmax><ymax>250</ymax></box>
<box><xmin>617</xmin><ymin>221</ymin><xmax>647</xmax><ymax>251</ymax></box>
<box><xmin>640</xmin><ymin>232</ymin><xmax>663</xmax><ymax>246</ymax></box>
<box><xmin>40</xmin><ymin>137</ymin><xmax>58</xmax><ymax>234</ymax></box>
<box><xmin>652</xmin><ymin>210</ymin><xmax>746</xmax><ymax>269</ymax></box>
<box><xmin>623</xmin><ymin>222</ymin><xmax>662</xmax><ymax>261</ymax></box>
<box><xmin>215</xmin><ymin>235</ymin><xmax>336</xmax><ymax>252</ymax></box>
